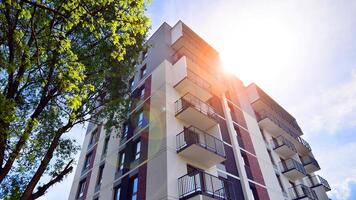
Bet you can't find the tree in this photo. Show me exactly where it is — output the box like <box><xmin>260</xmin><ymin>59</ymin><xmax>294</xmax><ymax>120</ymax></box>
<box><xmin>0</xmin><ymin>0</ymin><xmax>149</xmax><ymax>199</ymax></box>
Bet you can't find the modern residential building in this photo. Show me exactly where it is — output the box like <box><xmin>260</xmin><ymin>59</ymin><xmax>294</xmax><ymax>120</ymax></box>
<box><xmin>68</xmin><ymin>21</ymin><xmax>330</xmax><ymax>200</ymax></box>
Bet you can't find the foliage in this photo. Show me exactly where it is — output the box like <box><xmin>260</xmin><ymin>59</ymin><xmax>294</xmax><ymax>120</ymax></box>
<box><xmin>0</xmin><ymin>0</ymin><xmax>149</xmax><ymax>199</ymax></box>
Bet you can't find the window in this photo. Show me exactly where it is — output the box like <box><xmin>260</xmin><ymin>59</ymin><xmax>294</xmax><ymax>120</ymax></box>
<box><xmin>89</xmin><ymin>128</ymin><xmax>99</xmax><ymax>147</ymax></box>
<box><xmin>77</xmin><ymin>179</ymin><xmax>86</xmax><ymax>199</ymax></box>
<box><xmin>83</xmin><ymin>152</ymin><xmax>93</xmax><ymax>171</ymax></box>
<box><xmin>130</xmin><ymin>177</ymin><xmax>139</xmax><ymax>200</ymax></box>
<box><xmin>96</xmin><ymin>165</ymin><xmax>105</xmax><ymax>186</ymax></box>
<box><xmin>122</xmin><ymin>123</ymin><xmax>129</xmax><ymax>138</ymax></box>
<box><xmin>250</xmin><ymin>184</ymin><xmax>260</xmax><ymax>200</ymax></box>
<box><xmin>139</xmin><ymin>87</ymin><xmax>145</xmax><ymax>100</ymax></box>
<box><xmin>140</xmin><ymin>64</ymin><xmax>147</xmax><ymax>79</ymax></box>
<box><xmin>102</xmin><ymin>136</ymin><xmax>110</xmax><ymax>157</ymax></box>
<box><xmin>142</xmin><ymin>50</ymin><xmax>148</xmax><ymax>60</ymax></box>
<box><xmin>134</xmin><ymin>141</ymin><xmax>141</xmax><ymax>160</ymax></box>
<box><xmin>137</xmin><ymin>111</ymin><xmax>144</xmax><ymax>127</ymax></box>
<box><xmin>114</xmin><ymin>186</ymin><xmax>121</xmax><ymax>200</ymax></box>
<box><xmin>129</xmin><ymin>78</ymin><xmax>134</xmax><ymax>89</ymax></box>
<box><xmin>118</xmin><ymin>152</ymin><xmax>125</xmax><ymax>171</ymax></box>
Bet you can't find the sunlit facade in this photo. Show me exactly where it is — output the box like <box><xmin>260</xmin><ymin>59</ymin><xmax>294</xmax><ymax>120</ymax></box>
<box><xmin>69</xmin><ymin>21</ymin><xmax>330</xmax><ymax>200</ymax></box>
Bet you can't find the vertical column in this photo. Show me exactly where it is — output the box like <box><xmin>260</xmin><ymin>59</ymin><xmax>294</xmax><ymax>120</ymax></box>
<box><xmin>221</xmin><ymin>95</ymin><xmax>255</xmax><ymax>200</ymax></box>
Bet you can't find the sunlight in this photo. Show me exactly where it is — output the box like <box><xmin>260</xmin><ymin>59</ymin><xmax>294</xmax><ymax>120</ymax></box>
<box><xmin>219</xmin><ymin>16</ymin><xmax>298</xmax><ymax>84</ymax></box>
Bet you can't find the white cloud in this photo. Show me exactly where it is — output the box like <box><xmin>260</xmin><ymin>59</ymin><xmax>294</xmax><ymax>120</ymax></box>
<box><xmin>291</xmin><ymin>70</ymin><xmax>356</xmax><ymax>135</ymax></box>
<box><xmin>317</xmin><ymin>143</ymin><xmax>356</xmax><ymax>200</ymax></box>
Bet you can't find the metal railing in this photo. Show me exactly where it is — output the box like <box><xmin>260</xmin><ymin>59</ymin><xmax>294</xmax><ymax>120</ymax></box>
<box><xmin>175</xmin><ymin>93</ymin><xmax>217</xmax><ymax>119</ymax></box>
<box><xmin>279</xmin><ymin>158</ymin><xmax>306</xmax><ymax>175</ymax></box>
<box><xmin>176</xmin><ymin>126</ymin><xmax>225</xmax><ymax>158</ymax></box>
<box><xmin>185</xmin><ymin>69</ymin><xmax>211</xmax><ymax>92</ymax></box>
<box><xmin>301</xmin><ymin>155</ymin><xmax>320</xmax><ymax>169</ymax></box>
<box><xmin>271</xmin><ymin>135</ymin><xmax>297</xmax><ymax>152</ymax></box>
<box><xmin>255</xmin><ymin>109</ymin><xmax>300</xmax><ymax>139</ymax></box>
<box><xmin>305</xmin><ymin>175</ymin><xmax>331</xmax><ymax>191</ymax></box>
<box><xmin>297</xmin><ymin>137</ymin><xmax>312</xmax><ymax>151</ymax></box>
<box><xmin>178</xmin><ymin>170</ymin><xmax>232</xmax><ymax>199</ymax></box>
<box><xmin>289</xmin><ymin>184</ymin><xmax>318</xmax><ymax>200</ymax></box>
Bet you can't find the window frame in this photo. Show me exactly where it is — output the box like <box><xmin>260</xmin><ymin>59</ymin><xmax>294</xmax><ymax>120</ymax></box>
<box><xmin>118</xmin><ymin>152</ymin><xmax>126</xmax><ymax>171</ymax></box>
<box><xmin>134</xmin><ymin>140</ymin><xmax>141</xmax><ymax>161</ymax></box>
<box><xmin>140</xmin><ymin>64</ymin><xmax>147</xmax><ymax>79</ymax></box>
<box><xmin>96</xmin><ymin>164</ymin><xmax>105</xmax><ymax>186</ymax></box>
<box><xmin>83</xmin><ymin>152</ymin><xmax>93</xmax><ymax>171</ymax></box>
<box><xmin>130</xmin><ymin>176</ymin><xmax>139</xmax><ymax>200</ymax></box>
<box><xmin>114</xmin><ymin>186</ymin><xmax>121</xmax><ymax>200</ymax></box>
<box><xmin>77</xmin><ymin>178</ymin><xmax>86</xmax><ymax>199</ymax></box>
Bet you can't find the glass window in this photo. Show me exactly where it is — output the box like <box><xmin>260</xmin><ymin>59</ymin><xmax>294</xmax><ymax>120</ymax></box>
<box><xmin>77</xmin><ymin>179</ymin><xmax>86</xmax><ymax>198</ymax></box>
<box><xmin>102</xmin><ymin>137</ymin><xmax>109</xmax><ymax>156</ymax></box>
<box><xmin>137</xmin><ymin>112</ymin><xmax>144</xmax><ymax>127</ymax></box>
<box><xmin>83</xmin><ymin>152</ymin><xmax>92</xmax><ymax>171</ymax></box>
<box><xmin>131</xmin><ymin>177</ymin><xmax>138</xmax><ymax>200</ymax></box>
<box><xmin>118</xmin><ymin>152</ymin><xmax>125</xmax><ymax>171</ymax></box>
<box><xmin>97</xmin><ymin>165</ymin><xmax>104</xmax><ymax>186</ymax></box>
<box><xmin>140</xmin><ymin>65</ymin><xmax>147</xmax><ymax>78</ymax></box>
<box><xmin>115</xmin><ymin>186</ymin><xmax>121</xmax><ymax>200</ymax></box>
<box><xmin>89</xmin><ymin>128</ymin><xmax>99</xmax><ymax>146</ymax></box>
<box><xmin>130</xmin><ymin>78</ymin><xmax>134</xmax><ymax>89</ymax></box>
<box><xmin>140</xmin><ymin>87</ymin><xmax>145</xmax><ymax>100</ymax></box>
<box><xmin>123</xmin><ymin>124</ymin><xmax>129</xmax><ymax>138</ymax></box>
<box><xmin>134</xmin><ymin>141</ymin><xmax>141</xmax><ymax>160</ymax></box>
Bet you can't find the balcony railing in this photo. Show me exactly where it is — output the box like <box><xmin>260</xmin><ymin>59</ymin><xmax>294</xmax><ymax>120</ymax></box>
<box><xmin>176</xmin><ymin>126</ymin><xmax>225</xmax><ymax>158</ymax></box>
<box><xmin>175</xmin><ymin>93</ymin><xmax>217</xmax><ymax>119</ymax></box>
<box><xmin>279</xmin><ymin>159</ymin><xmax>306</xmax><ymax>175</ymax></box>
<box><xmin>297</xmin><ymin>137</ymin><xmax>312</xmax><ymax>152</ymax></box>
<box><xmin>289</xmin><ymin>184</ymin><xmax>318</xmax><ymax>200</ymax></box>
<box><xmin>306</xmin><ymin>175</ymin><xmax>331</xmax><ymax>191</ymax></box>
<box><xmin>186</xmin><ymin>69</ymin><xmax>211</xmax><ymax>92</ymax></box>
<box><xmin>178</xmin><ymin>170</ymin><xmax>232</xmax><ymax>200</ymax></box>
<box><xmin>255</xmin><ymin>109</ymin><xmax>300</xmax><ymax>139</ymax></box>
<box><xmin>301</xmin><ymin>156</ymin><xmax>320</xmax><ymax>168</ymax></box>
<box><xmin>271</xmin><ymin>135</ymin><xmax>297</xmax><ymax>152</ymax></box>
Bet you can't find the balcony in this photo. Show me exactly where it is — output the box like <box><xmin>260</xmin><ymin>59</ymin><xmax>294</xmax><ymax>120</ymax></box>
<box><xmin>175</xmin><ymin>93</ymin><xmax>218</xmax><ymax>130</ymax></box>
<box><xmin>279</xmin><ymin>159</ymin><xmax>306</xmax><ymax>181</ymax></box>
<box><xmin>173</xmin><ymin>62</ymin><xmax>212</xmax><ymax>101</ymax></box>
<box><xmin>305</xmin><ymin>175</ymin><xmax>331</xmax><ymax>192</ymax></box>
<box><xmin>296</xmin><ymin>137</ymin><xmax>312</xmax><ymax>155</ymax></box>
<box><xmin>178</xmin><ymin>170</ymin><xmax>232</xmax><ymax>200</ymax></box>
<box><xmin>301</xmin><ymin>155</ymin><xmax>320</xmax><ymax>173</ymax></box>
<box><xmin>289</xmin><ymin>184</ymin><xmax>318</xmax><ymax>200</ymax></box>
<box><xmin>176</xmin><ymin>126</ymin><xmax>226</xmax><ymax>168</ymax></box>
<box><xmin>271</xmin><ymin>136</ymin><xmax>297</xmax><ymax>158</ymax></box>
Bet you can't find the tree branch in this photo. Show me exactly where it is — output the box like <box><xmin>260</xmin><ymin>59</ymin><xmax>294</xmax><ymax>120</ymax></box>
<box><xmin>31</xmin><ymin>159</ymin><xmax>74</xmax><ymax>200</ymax></box>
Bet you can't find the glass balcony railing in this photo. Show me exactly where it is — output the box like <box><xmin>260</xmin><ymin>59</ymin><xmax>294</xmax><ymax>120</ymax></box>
<box><xmin>178</xmin><ymin>170</ymin><xmax>232</xmax><ymax>200</ymax></box>
<box><xmin>289</xmin><ymin>184</ymin><xmax>318</xmax><ymax>200</ymax></box>
<box><xmin>279</xmin><ymin>159</ymin><xmax>306</xmax><ymax>175</ymax></box>
<box><xmin>176</xmin><ymin>126</ymin><xmax>225</xmax><ymax>158</ymax></box>
<box><xmin>175</xmin><ymin>93</ymin><xmax>217</xmax><ymax>119</ymax></box>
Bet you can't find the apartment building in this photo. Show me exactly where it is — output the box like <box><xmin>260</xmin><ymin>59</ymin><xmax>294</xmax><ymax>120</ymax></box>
<box><xmin>68</xmin><ymin>21</ymin><xmax>331</xmax><ymax>200</ymax></box>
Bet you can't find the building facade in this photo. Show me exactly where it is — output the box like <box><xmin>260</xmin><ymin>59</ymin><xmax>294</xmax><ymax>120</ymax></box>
<box><xmin>68</xmin><ymin>21</ymin><xmax>331</xmax><ymax>200</ymax></box>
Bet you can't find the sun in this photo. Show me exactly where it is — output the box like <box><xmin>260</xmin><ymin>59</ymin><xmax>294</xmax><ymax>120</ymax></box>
<box><xmin>218</xmin><ymin>17</ymin><xmax>298</xmax><ymax>84</ymax></box>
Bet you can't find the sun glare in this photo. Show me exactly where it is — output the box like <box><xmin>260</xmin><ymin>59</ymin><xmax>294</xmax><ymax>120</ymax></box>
<box><xmin>219</xmin><ymin>17</ymin><xmax>298</xmax><ymax>84</ymax></box>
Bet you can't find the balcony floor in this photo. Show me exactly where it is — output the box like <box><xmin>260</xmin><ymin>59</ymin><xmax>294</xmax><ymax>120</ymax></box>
<box><xmin>178</xmin><ymin>144</ymin><xmax>225</xmax><ymax>168</ymax></box>
<box><xmin>176</xmin><ymin>107</ymin><xmax>217</xmax><ymax>130</ymax></box>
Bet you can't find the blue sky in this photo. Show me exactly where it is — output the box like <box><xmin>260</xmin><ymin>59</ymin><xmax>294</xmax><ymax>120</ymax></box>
<box><xmin>40</xmin><ymin>1</ymin><xmax>356</xmax><ymax>200</ymax></box>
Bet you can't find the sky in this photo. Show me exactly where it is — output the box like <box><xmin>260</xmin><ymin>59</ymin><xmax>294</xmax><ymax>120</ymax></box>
<box><xmin>41</xmin><ymin>1</ymin><xmax>356</xmax><ymax>200</ymax></box>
